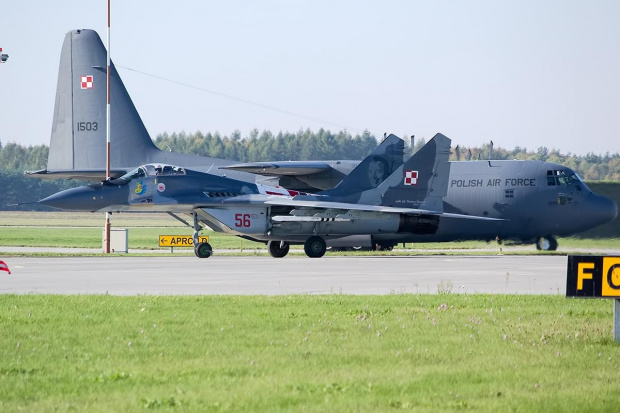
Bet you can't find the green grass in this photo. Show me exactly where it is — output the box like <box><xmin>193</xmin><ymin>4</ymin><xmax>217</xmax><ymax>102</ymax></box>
<box><xmin>1</xmin><ymin>211</ymin><xmax>618</xmax><ymax>253</ymax></box>
<box><xmin>1</xmin><ymin>294</ymin><xmax>620</xmax><ymax>412</ymax></box>
<box><xmin>0</xmin><ymin>227</ymin><xmax>265</xmax><ymax>250</ymax></box>
<box><xmin>2</xmin><ymin>225</ymin><xmax>618</xmax><ymax>253</ymax></box>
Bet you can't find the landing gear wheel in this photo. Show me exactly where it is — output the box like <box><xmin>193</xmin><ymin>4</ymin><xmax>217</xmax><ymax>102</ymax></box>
<box><xmin>535</xmin><ymin>237</ymin><xmax>558</xmax><ymax>251</ymax></box>
<box><xmin>304</xmin><ymin>236</ymin><xmax>327</xmax><ymax>258</ymax></box>
<box><xmin>195</xmin><ymin>241</ymin><xmax>213</xmax><ymax>258</ymax></box>
<box><xmin>268</xmin><ymin>241</ymin><xmax>290</xmax><ymax>258</ymax></box>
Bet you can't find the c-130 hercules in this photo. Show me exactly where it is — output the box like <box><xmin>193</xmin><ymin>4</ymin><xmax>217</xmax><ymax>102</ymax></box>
<box><xmin>31</xmin><ymin>30</ymin><xmax>617</xmax><ymax>257</ymax></box>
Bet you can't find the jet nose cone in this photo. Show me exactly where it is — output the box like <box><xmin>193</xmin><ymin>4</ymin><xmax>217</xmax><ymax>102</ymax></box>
<box><xmin>39</xmin><ymin>184</ymin><xmax>129</xmax><ymax>211</ymax></box>
<box><xmin>39</xmin><ymin>186</ymin><xmax>96</xmax><ymax>211</ymax></box>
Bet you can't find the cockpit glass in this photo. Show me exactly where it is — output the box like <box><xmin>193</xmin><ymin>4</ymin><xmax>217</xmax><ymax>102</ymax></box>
<box><xmin>119</xmin><ymin>166</ymin><xmax>147</xmax><ymax>181</ymax></box>
<box><xmin>121</xmin><ymin>164</ymin><xmax>186</xmax><ymax>180</ymax></box>
<box><xmin>547</xmin><ymin>169</ymin><xmax>588</xmax><ymax>191</ymax></box>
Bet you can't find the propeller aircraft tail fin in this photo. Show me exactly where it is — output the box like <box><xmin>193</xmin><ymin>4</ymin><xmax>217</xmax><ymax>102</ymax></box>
<box><xmin>47</xmin><ymin>29</ymin><xmax>158</xmax><ymax>172</ymax></box>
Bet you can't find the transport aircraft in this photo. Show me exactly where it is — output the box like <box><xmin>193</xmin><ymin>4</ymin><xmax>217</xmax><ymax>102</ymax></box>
<box><xmin>29</xmin><ymin>29</ymin><xmax>618</xmax><ymax>256</ymax></box>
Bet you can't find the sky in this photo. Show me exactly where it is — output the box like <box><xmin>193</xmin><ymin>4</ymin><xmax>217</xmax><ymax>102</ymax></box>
<box><xmin>1</xmin><ymin>0</ymin><xmax>619</xmax><ymax>156</ymax></box>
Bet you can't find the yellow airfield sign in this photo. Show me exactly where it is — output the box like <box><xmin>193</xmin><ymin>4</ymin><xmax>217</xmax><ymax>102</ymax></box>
<box><xmin>158</xmin><ymin>235</ymin><xmax>209</xmax><ymax>248</ymax></box>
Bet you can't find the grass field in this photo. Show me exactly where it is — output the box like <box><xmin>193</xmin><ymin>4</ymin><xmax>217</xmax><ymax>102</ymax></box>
<box><xmin>2</xmin><ymin>294</ymin><xmax>619</xmax><ymax>412</ymax></box>
<box><xmin>2</xmin><ymin>212</ymin><xmax>620</xmax><ymax>411</ymax></box>
<box><xmin>1</xmin><ymin>211</ymin><xmax>618</xmax><ymax>253</ymax></box>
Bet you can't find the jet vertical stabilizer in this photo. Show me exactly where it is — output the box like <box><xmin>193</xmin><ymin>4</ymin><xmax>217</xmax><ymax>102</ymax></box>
<box><xmin>327</xmin><ymin>133</ymin><xmax>451</xmax><ymax>211</ymax></box>
<box><xmin>376</xmin><ymin>133</ymin><xmax>451</xmax><ymax>212</ymax></box>
<box><xmin>322</xmin><ymin>134</ymin><xmax>405</xmax><ymax>197</ymax></box>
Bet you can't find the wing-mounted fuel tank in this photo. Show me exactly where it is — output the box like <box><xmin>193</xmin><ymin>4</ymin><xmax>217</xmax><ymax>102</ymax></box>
<box><xmin>268</xmin><ymin>210</ymin><xmax>441</xmax><ymax>239</ymax></box>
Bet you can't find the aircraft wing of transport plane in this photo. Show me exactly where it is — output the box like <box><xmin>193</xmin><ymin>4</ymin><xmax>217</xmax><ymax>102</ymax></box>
<box><xmin>40</xmin><ymin>134</ymin><xmax>505</xmax><ymax>258</ymax></box>
<box><xmin>30</xmin><ymin>29</ymin><xmax>618</xmax><ymax>254</ymax></box>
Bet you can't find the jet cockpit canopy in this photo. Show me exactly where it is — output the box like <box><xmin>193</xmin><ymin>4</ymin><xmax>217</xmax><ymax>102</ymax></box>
<box><xmin>120</xmin><ymin>164</ymin><xmax>186</xmax><ymax>181</ymax></box>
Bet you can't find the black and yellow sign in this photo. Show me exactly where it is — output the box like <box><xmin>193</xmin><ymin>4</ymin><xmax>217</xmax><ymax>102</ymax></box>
<box><xmin>158</xmin><ymin>235</ymin><xmax>209</xmax><ymax>248</ymax></box>
<box><xmin>566</xmin><ymin>256</ymin><xmax>620</xmax><ymax>298</ymax></box>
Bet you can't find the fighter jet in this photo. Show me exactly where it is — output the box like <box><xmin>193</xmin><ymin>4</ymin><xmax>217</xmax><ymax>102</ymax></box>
<box><xmin>29</xmin><ymin>29</ymin><xmax>618</xmax><ymax>254</ymax></box>
<box><xmin>40</xmin><ymin>133</ymin><xmax>503</xmax><ymax>258</ymax></box>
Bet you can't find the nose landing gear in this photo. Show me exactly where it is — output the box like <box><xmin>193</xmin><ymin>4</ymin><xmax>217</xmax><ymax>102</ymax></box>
<box><xmin>195</xmin><ymin>242</ymin><xmax>213</xmax><ymax>258</ymax></box>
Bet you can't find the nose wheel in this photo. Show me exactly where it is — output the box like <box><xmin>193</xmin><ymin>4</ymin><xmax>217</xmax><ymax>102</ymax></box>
<box><xmin>191</xmin><ymin>212</ymin><xmax>212</xmax><ymax>258</ymax></box>
<box><xmin>195</xmin><ymin>241</ymin><xmax>213</xmax><ymax>258</ymax></box>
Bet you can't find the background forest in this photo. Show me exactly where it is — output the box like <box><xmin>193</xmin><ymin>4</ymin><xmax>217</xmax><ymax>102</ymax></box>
<box><xmin>1</xmin><ymin>129</ymin><xmax>619</xmax><ymax>211</ymax></box>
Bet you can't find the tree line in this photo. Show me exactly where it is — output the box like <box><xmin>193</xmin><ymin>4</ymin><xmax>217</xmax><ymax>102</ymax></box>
<box><xmin>1</xmin><ymin>129</ymin><xmax>619</xmax><ymax>211</ymax></box>
<box><xmin>152</xmin><ymin>130</ymin><xmax>620</xmax><ymax>181</ymax></box>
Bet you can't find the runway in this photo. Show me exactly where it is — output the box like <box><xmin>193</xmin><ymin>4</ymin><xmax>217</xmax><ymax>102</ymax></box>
<box><xmin>1</xmin><ymin>255</ymin><xmax>568</xmax><ymax>295</ymax></box>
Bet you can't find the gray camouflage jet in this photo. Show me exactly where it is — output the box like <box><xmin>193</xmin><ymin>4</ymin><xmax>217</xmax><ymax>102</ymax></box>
<box><xmin>41</xmin><ymin>133</ymin><xmax>498</xmax><ymax>258</ymax></box>
<box><xmin>30</xmin><ymin>29</ymin><xmax>618</xmax><ymax>255</ymax></box>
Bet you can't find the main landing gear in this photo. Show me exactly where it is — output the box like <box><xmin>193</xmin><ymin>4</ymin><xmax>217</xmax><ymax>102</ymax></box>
<box><xmin>304</xmin><ymin>236</ymin><xmax>327</xmax><ymax>258</ymax></box>
<box><xmin>535</xmin><ymin>236</ymin><xmax>558</xmax><ymax>251</ymax></box>
<box><xmin>268</xmin><ymin>237</ymin><xmax>327</xmax><ymax>258</ymax></box>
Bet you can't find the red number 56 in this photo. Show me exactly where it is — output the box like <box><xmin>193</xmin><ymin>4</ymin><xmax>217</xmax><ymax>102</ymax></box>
<box><xmin>234</xmin><ymin>213</ymin><xmax>251</xmax><ymax>227</ymax></box>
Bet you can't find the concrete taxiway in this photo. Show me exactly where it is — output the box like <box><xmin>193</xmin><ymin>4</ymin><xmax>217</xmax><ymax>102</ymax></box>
<box><xmin>1</xmin><ymin>255</ymin><xmax>568</xmax><ymax>295</ymax></box>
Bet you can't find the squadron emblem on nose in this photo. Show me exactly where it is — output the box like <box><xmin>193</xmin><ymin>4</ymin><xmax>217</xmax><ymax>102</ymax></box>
<box><xmin>135</xmin><ymin>181</ymin><xmax>146</xmax><ymax>195</ymax></box>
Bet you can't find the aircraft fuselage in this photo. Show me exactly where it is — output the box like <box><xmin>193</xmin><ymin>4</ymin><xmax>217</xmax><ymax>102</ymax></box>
<box><xmin>40</xmin><ymin>159</ymin><xmax>618</xmax><ymax>248</ymax></box>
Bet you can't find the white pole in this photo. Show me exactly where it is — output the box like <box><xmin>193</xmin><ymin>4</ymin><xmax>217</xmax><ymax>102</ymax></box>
<box><xmin>104</xmin><ymin>0</ymin><xmax>112</xmax><ymax>254</ymax></box>
<box><xmin>614</xmin><ymin>300</ymin><xmax>620</xmax><ymax>342</ymax></box>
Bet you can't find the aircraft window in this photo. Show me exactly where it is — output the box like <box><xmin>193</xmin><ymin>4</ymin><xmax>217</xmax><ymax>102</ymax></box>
<box><xmin>119</xmin><ymin>166</ymin><xmax>147</xmax><ymax>181</ymax></box>
<box><xmin>141</xmin><ymin>164</ymin><xmax>186</xmax><ymax>176</ymax></box>
<box><xmin>144</xmin><ymin>164</ymin><xmax>159</xmax><ymax>176</ymax></box>
<box><xmin>574</xmin><ymin>173</ymin><xmax>588</xmax><ymax>191</ymax></box>
<box><xmin>155</xmin><ymin>165</ymin><xmax>186</xmax><ymax>176</ymax></box>
<box><xmin>557</xmin><ymin>171</ymin><xmax>570</xmax><ymax>185</ymax></box>
<box><xmin>547</xmin><ymin>170</ymin><xmax>581</xmax><ymax>187</ymax></box>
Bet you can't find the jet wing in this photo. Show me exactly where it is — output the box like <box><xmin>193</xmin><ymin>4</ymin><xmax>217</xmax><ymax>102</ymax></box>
<box><xmin>263</xmin><ymin>197</ymin><xmax>503</xmax><ymax>220</ymax></box>
<box><xmin>220</xmin><ymin>161</ymin><xmax>333</xmax><ymax>176</ymax></box>
<box><xmin>25</xmin><ymin>169</ymin><xmax>127</xmax><ymax>181</ymax></box>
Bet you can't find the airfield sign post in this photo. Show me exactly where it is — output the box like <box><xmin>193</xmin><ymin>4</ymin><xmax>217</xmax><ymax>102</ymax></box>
<box><xmin>159</xmin><ymin>235</ymin><xmax>210</xmax><ymax>253</ymax></box>
<box><xmin>566</xmin><ymin>255</ymin><xmax>620</xmax><ymax>341</ymax></box>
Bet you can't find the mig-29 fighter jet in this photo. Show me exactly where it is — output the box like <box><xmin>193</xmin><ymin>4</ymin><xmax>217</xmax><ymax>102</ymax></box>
<box><xmin>41</xmin><ymin>133</ymin><xmax>497</xmax><ymax>258</ymax></box>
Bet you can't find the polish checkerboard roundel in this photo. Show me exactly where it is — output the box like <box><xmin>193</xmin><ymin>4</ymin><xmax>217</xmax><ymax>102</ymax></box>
<box><xmin>404</xmin><ymin>170</ymin><xmax>418</xmax><ymax>186</ymax></box>
<box><xmin>80</xmin><ymin>75</ymin><xmax>93</xmax><ymax>89</ymax></box>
